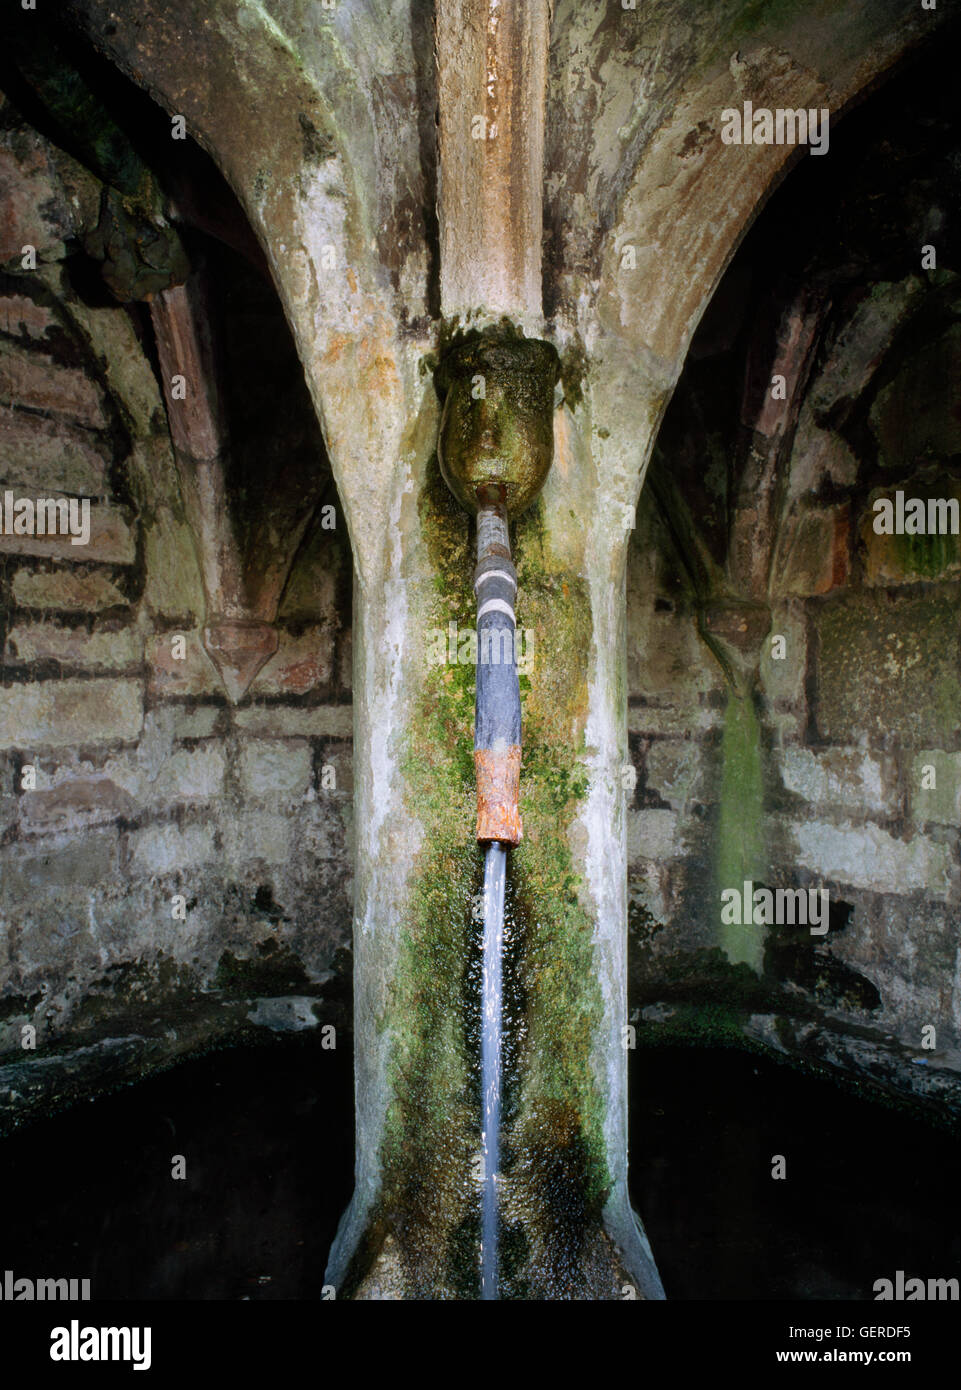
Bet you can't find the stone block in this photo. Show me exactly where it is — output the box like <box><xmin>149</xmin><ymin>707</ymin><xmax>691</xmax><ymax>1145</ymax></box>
<box><xmin>19</xmin><ymin>778</ymin><xmax>137</xmax><ymax>833</ymax></box>
<box><xmin>239</xmin><ymin>740</ymin><xmax>313</xmax><ymax>799</ymax></box>
<box><xmin>628</xmin><ymin>600</ymin><xmax>725</xmax><ymax>708</ymax></box>
<box><xmin>141</xmin><ymin>506</ymin><xmax>205</xmax><ymax>622</ymax></box>
<box><xmin>859</xmin><ymin>482</ymin><xmax>961</xmax><ymax>587</ymax></box>
<box><xmin>0</xmin><ymin>678</ymin><xmax>143</xmax><ymax>750</ymax></box>
<box><xmin>0</xmin><ymin>830</ymin><xmax>119</xmax><ymax>896</ymax></box>
<box><xmin>4</xmin><ymin>622</ymin><xmax>141</xmax><ymax>671</ymax></box>
<box><xmin>0</xmin><ymin>409</ymin><xmax>107</xmax><ymax>494</ymax></box>
<box><xmin>232</xmin><ymin>704</ymin><xmax>353</xmax><ymax>739</ymax></box>
<box><xmin>10</xmin><ymin>565</ymin><xmax>127</xmax><ymax>612</ymax></box>
<box><xmin>643</xmin><ymin>740</ymin><xmax>704</xmax><ymax>812</ymax></box>
<box><xmin>774</xmin><ymin>504</ymin><xmax>849</xmax><ymax>597</ymax></box>
<box><xmin>627</xmin><ymin>860</ymin><xmax>671</xmax><ymax>925</ymax></box>
<box><xmin>250</xmin><ymin>626</ymin><xmax>335</xmax><ymax>697</ymax></box>
<box><xmin>170</xmin><ymin>706</ymin><xmax>223</xmax><ymax>741</ymax></box>
<box><xmin>223</xmin><ymin>811</ymin><xmax>292</xmax><ymax>869</ymax></box>
<box><xmin>318</xmin><ymin>743</ymin><xmax>353</xmax><ymax>795</ymax></box>
<box><xmin>149</xmin><ymin>743</ymin><xmax>227</xmax><ymax>803</ymax></box>
<box><xmin>778</xmin><ymin>746</ymin><xmax>890</xmax><ymax>816</ymax></box>
<box><xmin>627</xmin><ymin>807</ymin><xmax>682</xmax><ymax>861</ymax></box>
<box><xmin>910</xmin><ymin>751</ymin><xmax>961</xmax><ymax>827</ymax></box>
<box><xmin>0</xmin><ymin>294</ymin><xmax>55</xmax><ymax>341</ymax></box>
<box><xmin>0</xmin><ymin>344</ymin><xmax>106</xmax><ymax>429</ymax></box>
<box><xmin>815</xmin><ymin>593</ymin><xmax>961</xmax><ymax>745</ymax></box>
<box><xmin>129</xmin><ymin>822</ymin><xmax>217</xmax><ymax>875</ymax></box>
<box><xmin>297</xmin><ymin>799</ymin><xmax>350</xmax><ymax>863</ymax></box>
<box><xmin>0</xmin><ymin>500</ymin><xmax>136</xmax><ymax>564</ymax></box>
<box><xmin>758</xmin><ymin>602</ymin><xmax>807</xmax><ymax>707</ymax></box>
<box><xmin>790</xmin><ymin>818</ymin><xmax>956</xmax><ymax>900</ymax></box>
<box><xmin>627</xmin><ymin>700</ymin><xmax>721</xmax><ymax>737</ymax></box>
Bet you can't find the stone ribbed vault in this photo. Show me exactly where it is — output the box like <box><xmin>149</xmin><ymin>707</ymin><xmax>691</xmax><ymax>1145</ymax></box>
<box><xmin>39</xmin><ymin>0</ymin><xmax>950</xmax><ymax>1297</ymax></box>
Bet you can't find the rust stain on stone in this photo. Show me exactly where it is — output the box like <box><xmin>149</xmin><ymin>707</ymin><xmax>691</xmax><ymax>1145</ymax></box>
<box><xmin>475</xmin><ymin>744</ymin><xmax>522</xmax><ymax>845</ymax></box>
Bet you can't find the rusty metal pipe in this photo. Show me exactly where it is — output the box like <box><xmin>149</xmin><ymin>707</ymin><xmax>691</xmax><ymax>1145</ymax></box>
<box><xmin>435</xmin><ymin>331</ymin><xmax>559</xmax><ymax>843</ymax></box>
<box><xmin>473</xmin><ymin>497</ymin><xmax>522</xmax><ymax>844</ymax></box>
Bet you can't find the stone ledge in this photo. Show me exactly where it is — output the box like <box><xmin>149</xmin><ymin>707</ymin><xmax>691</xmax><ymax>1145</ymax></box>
<box><xmin>742</xmin><ymin>1011</ymin><xmax>961</xmax><ymax>1122</ymax></box>
<box><xmin>0</xmin><ymin>993</ymin><xmax>345</xmax><ymax>1138</ymax></box>
<box><xmin>630</xmin><ymin>1002</ymin><xmax>961</xmax><ymax>1128</ymax></box>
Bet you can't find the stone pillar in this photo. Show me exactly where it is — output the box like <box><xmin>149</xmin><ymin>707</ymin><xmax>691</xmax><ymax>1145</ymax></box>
<box><xmin>59</xmin><ymin>0</ymin><xmax>944</xmax><ymax>1302</ymax></box>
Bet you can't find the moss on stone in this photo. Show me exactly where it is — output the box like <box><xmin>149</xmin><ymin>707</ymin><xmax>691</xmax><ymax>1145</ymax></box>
<box><xmin>434</xmin><ymin>331</ymin><xmax>560</xmax><ymax>518</ymax></box>
<box><xmin>356</xmin><ymin>453</ymin><xmax>479</xmax><ymax>1296</ymax></box>
<box><xmin>361</xmin><ymin>448</ymin><xmax>616</xmax><ymax>1294</ymax></box>
<box><xmin>559</xmin><ymin>335</ymin><xmax>589</xmax><ymax>412</ymax></box>
<box><xmin>727</xmin><ymin>0</ymin><xmax>838</xmax><ymax>45</ymax></box>
<box><xmin>633</xmin><ymin>945</ymin><xmax>771</xmax><ymax>1011</ymax></box>
<box><xmin>716</xmin><ymin>691</ymin><xmax>766</xmax><ymax>972</ymax></box>
<box><xmin>632</xmin><ymin>1000</ymin><xmax>764</xmax><ymax>1051</ymax></box>
<box><xmin>509</xmin><ymin>506</ymin><xmax>613</xmax><ymax>1236</ymax></box>
<box><xmin>214</xmin><ymin>941</ymin><xmax>312</xmax><ymax>996</ymax></box>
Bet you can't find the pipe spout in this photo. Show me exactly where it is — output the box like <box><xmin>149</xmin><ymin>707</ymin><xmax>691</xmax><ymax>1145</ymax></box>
<box><xmin>435</xmin><ymin>330</ymin><xmax>559</xmax><ymax>842</ymax></box>
<box><xmin>474</xmin><ymin>498</ymin><xmax>522</xmax><ymax>844</ymax></box>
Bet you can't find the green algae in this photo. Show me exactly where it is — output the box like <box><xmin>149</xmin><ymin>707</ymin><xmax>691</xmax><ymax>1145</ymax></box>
<box><xmin>716</xmin><ymin>691</ymin><xmax>766</xmax><ymax>973</ymax></box>
<box><xmin>435</xmin><ymin>331</ymin><xmax>560</xmax><ymax>518</ymax></box>
<box><xmin>363</xmin><ymin>456</ymin><xmax>479</xmax><ymax>1296</ymax></box>
<box><xmin>893</xmin><ymin>527</ymin><xmax>960</xmax><ymax>580</ymax></box>
<box><xmin>2</xmin><ymin>17</ymin><xmax>189</xmax><ymax>300</ymax></box>
<box><xmin>506</xmin><ymin>506</ymin><xmax>615</xmax><ymax>1277</ymax></box>
<box><xmin>361</xmin><ymin>449</ymin><xmax>616</xmax><ymax>1295</ymax></box>
<box><xmin>214</xmin><ymin>942</ymin><xmax>311</xmax><ymax>997</ymax></box>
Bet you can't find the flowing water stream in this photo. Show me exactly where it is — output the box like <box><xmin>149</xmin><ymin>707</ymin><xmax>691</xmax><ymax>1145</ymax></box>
<box><xmin>480</xmin><ymin>840</ymin><xmax>507</xmax><ymax>1299</ymax></box>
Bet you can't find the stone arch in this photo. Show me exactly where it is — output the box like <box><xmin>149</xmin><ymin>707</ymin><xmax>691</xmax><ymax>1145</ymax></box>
<box><xmin>625</xmin><ymin>31</ymin><xmax>961</xmax><ymax>1109</ymax></box>
<box><xmin>0</xmin><ymin>10</ymin><xmax>355</xmax><ymax>1122</ymax></box>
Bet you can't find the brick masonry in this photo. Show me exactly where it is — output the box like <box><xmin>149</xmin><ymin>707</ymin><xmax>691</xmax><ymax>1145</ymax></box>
<box><xmin>626</xmin><ymin>261</ymin><xmax>961</xmax><ymax>1080</ymax></box>
<box><xmin>0</xmin><ymin>118</ymin><xmax>353</xmax><ymax>1081</ymax></box>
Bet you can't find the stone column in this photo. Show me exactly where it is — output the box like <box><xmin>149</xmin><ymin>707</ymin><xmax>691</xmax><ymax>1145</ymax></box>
<box><xmin>62</xmin><ymin>0</ymin><xmax>944</xmax><ymax>1301</ymax></box>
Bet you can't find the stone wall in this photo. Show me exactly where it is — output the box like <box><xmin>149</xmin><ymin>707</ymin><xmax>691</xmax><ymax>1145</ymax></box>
<box><xmin>0</xmin><ymin>0</ymin><xmax>956</xmax><ymax>1173</ymax></box>
<box><xmin>624</xmin><ymin>58</ymin><xmax>961</xmax><ymax>1115</ymax></box>
<box><xmin>0</xmin><ymin>102</ymin><xmax>353</xmax><ymax>1126</ymax></box>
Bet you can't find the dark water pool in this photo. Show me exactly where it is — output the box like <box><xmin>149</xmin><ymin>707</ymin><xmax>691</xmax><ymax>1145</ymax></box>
<box><xmin>630</xmin><ymin>1046</ymin><xmax>961</xmax><ymax>1300</ymax></box>
<box><xmin>0</xmin><ymin>1036</ymin><xmax>354</xmax><ymax>1300</ymax></box>
<box><xmin>1</xmin><ymin>1038</ymin><xmax>958</xmax><ymax>1298</ymax></box>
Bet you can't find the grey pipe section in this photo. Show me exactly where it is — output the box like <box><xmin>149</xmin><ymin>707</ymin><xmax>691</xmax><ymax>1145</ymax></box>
<box><xmin>474</xmin><ymin>499</ymin><xmax>522</xmax><ymax>844</ymax></box>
